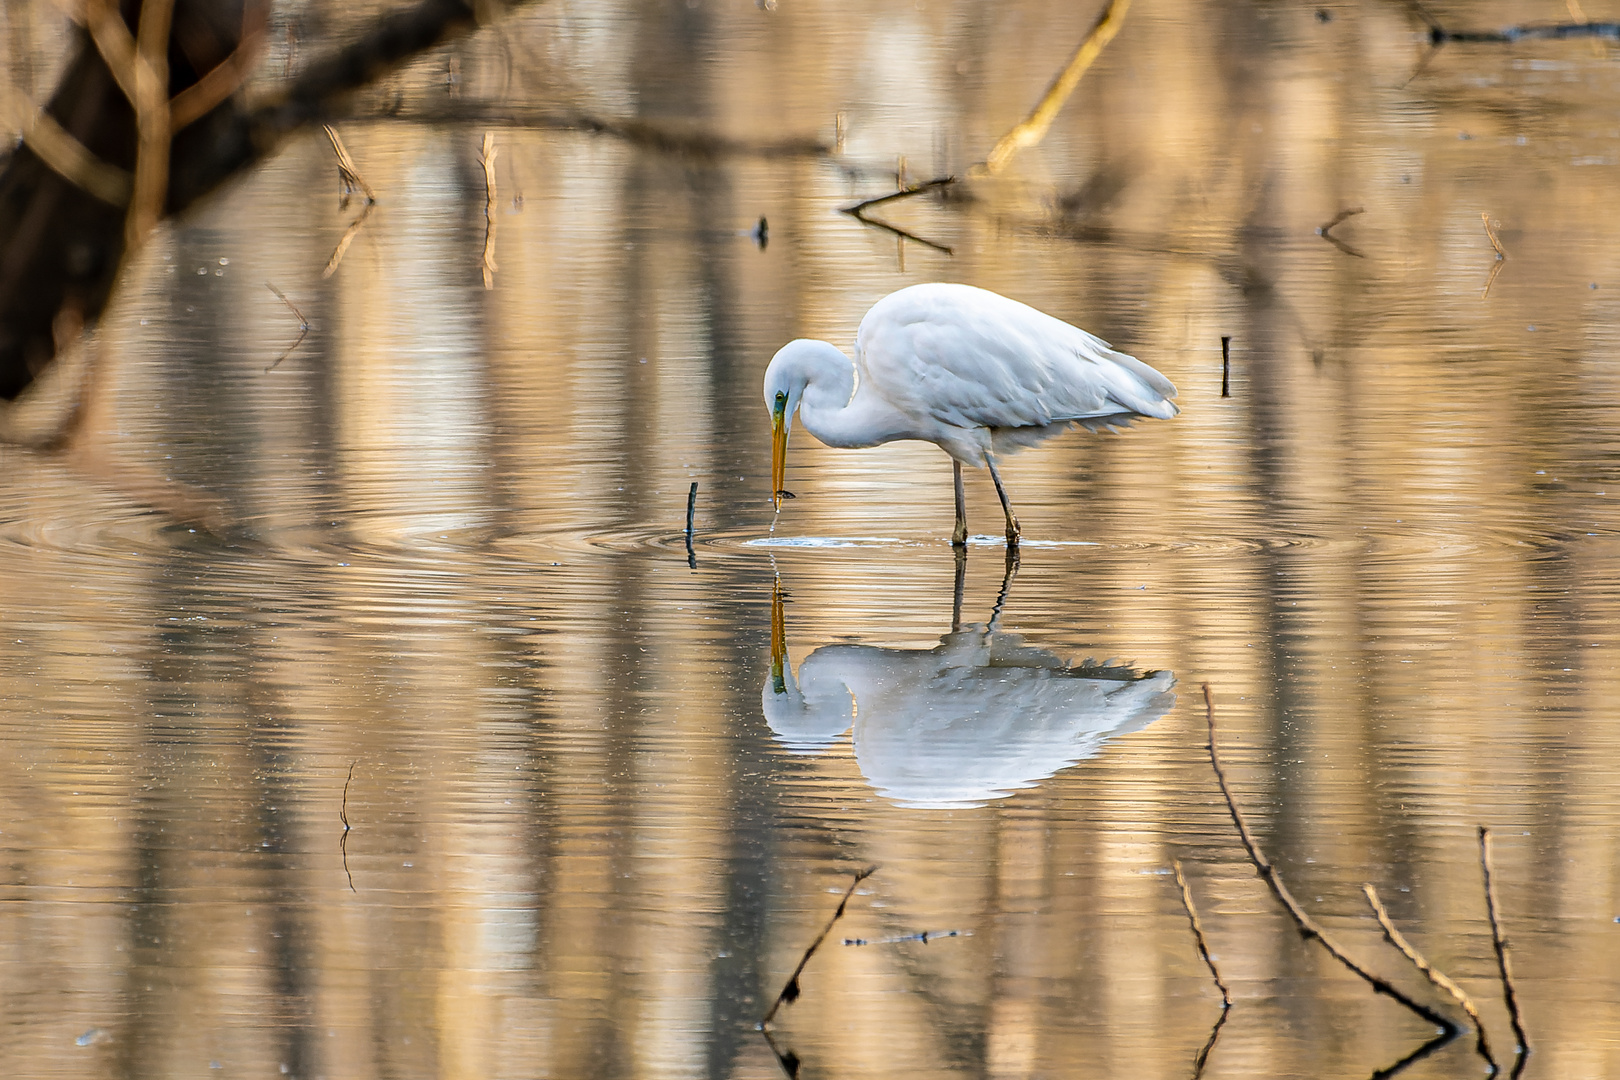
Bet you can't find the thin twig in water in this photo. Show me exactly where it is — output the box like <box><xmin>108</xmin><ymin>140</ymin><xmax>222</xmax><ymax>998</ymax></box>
<box><xmin>1370</xmin><ymin>1028</ymin><xmax>1458</xmax><ymax>1080</ymax></box>
<box><xmin>685</xmin><ymin>481</ymin><xmax>698</xmax><ymax>569</ymax></box>
<box><xmin>1174</xmin><ymin>860</ymin><xmax>1231</xmax><ymax>1080</ymax></box>
<box><xmin>264</xmin><ymin>282</ymin><xmax>311</xmax><ymax>371</ymax></box>
<box><xmin>1363</xmin><ymin>884</ymin><xmax>1493</xmax><ymax>1072</ymax></box>
<box><xmin>1202</xmin><ymin>684</ymin><xmax>1458</xmax><ymax>1034</ymax></box>
<box><xmin>985</xmin><ymin>0</ymin><xmax>1133</xmax><ymax>174</ymax></box>
<box><xmin>480</xmin><ymin>131</ymin><xmax>498</xmax><ymax>289</ymax></box>
<box><xmin>761</xmin><ymin>865</ymin><xmax>877</xmax><ymax>1028</ymax></box>
<box><xmin>1479</xmin><ymin>827</ymin><xmax>1531</xmax><ymax>1068</ymax></box>
<box><xmin>340</xmin><ymin>761</ymin><xmax>357</xmax><ymax>893</ymax></box>
<box><xmin>324</xmin><ymin>124</ymin><xmax>376</xmax><ymax>205</ymax></box>
<box><xmin>1174</xmin><ymin>860</ymin><xmax>1231</xmax><ymax>1008</ymax></box>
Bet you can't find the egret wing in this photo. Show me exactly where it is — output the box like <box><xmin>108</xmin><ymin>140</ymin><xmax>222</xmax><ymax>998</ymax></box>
<box><xmin>855</xmin><ymin>284</ymin><xmax>1176</xmax><ymax>436</ymax></box>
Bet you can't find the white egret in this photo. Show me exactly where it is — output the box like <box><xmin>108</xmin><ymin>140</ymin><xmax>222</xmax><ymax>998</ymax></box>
<box><xmin>764</xmin><ymin>282</ymin><xmax>1178</xmax><ymax>546</ymax></box>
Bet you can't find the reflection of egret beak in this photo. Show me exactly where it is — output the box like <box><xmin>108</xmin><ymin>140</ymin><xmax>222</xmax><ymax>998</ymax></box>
<box><xmin>770</xmin><ymin>580</ymin><xmax>787</xmax><ymax>694</ymax></box>
<box><xmin>771</xmin><ymin>400</ymin><xmax>787</xmax><ymax>511</ymax></box>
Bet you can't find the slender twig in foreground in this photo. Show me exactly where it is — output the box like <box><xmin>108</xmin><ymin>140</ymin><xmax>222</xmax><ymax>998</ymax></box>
<box><xmin>986</xmin><ymin>0</ymin><xmax>1133</xmax><ymax>174</ymax></box>
<box><xmin>264</xmin><ymin>282</ymin><xmax>311</xmax><ymax>372</ymax></box>
<box><xmin>340</xmin><ymin>761</ymin><xmax>357</xmax><ymax>893</ymax></box>
<box><xmin>1174</xmin><ymin>860</ymin><xmax>1231</xmax><ymax>1008</ymax></box>
<box><xmin>1202</xmin><ymin>684</ymin><xmax>1457</xmax><ymax>1034</ymax></box>
<box><xmin>761</xmin><ymin>866</ymin><xmax>877</xmax><ymax>1027</ymax></box>
<box><xmin>1363</xmin><ymin>884</ymin><xmax>1492</xmax><ymax>1071</ymax></box>
<box><xmin>1479</xmin><ymin>827</ymin><xmax>1531</xmax><ymax>1067</ymax></box>
<box><xmin>684</xmin><ymin>481</ymin><xmax>698</xmax><ymax>569</ymax></box>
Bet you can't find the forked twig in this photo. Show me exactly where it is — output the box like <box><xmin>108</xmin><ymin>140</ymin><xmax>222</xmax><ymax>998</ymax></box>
<box><xmin>264</xmin><ymin>282</ymin><xmax>310</xmax><ymax>371</ymax></box>
<box><xmin>841</xmin><ymin>176</ymin><xmax>957</xmax><ymax>215</ymax></box>
<box><xmin>761</xmin><ymin>865</ymin><xmax>877</xmax><ymax>1027</ymax></box>
<box><xmin>1479</xmin><ymin>827</ymin><xmax>1531</xmax><ymax>1069</ymax></box>
<box><xmin>1316</xmin><ymin>206</ymin><xmax>1366</xmax><ymax>258</ymax></box>
<box><xmin>1202</xmin><ymin>684</ymin><xmax>1457</xmax><ymax>1034</ymax></box>
<box><xmin>480</xmin><ymin>131</ymin><xmax>499</xmax><ymax>289</ymax></box>
<box><xmin>1363</xmin><ymin>884</ymin><xmax>1493</xmax><ymax>1071</ymax></box>
<box><xmin>985</xmin><ymin>0</ymin><xmax>1133</xmax><ymax>174</ymax></box>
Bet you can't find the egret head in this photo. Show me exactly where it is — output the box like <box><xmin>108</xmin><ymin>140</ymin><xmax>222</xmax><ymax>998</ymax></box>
<box><xmin>763</xmin><ymin>341</ymin><xmax>812</xmax><ymax>511</ymax></box>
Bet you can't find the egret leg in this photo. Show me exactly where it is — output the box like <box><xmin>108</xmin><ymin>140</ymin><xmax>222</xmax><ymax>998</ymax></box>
<box><xmin>951</xmin><ymin>461</ymin><xmax>968</xmax><ymax>547</ymax></box>
<box><xmin>985</xmin><ymin>455</ymin><xmax>1021</xmax><ymax>548</ymax></box>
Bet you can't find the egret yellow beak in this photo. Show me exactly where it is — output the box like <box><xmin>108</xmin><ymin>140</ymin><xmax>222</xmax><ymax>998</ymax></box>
<box><xmin>771</xmin><ymin>399</ymin><xmax>788</xmax><ymax>511</ymax></box>
<box><xmin>770</xmin><ymin>578</ymin><xmax>787</xmax><ymax>694</ymax></box>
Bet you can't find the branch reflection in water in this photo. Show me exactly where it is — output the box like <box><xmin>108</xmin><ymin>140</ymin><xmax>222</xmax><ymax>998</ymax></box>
<box><xmin>764</xmin><ymin>558</ymin><xmax>1176</xmax><ymax>809</ymax></box>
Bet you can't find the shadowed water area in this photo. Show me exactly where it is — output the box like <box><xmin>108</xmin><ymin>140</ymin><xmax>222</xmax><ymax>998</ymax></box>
<box><xmin>5</xmin><ymin>0</ymin><xmax>1620</xmax><ymax>1077</ymax></box>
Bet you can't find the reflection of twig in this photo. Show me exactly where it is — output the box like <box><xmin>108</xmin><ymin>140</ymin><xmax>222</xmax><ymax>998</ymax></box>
<box><xmin>324</xmin><ymin>124</ymin><xmax>376</xmax><ymax>205</ymax></box>
<box><xmin>1316</xmin><ymin>206</ymin><xmax>1366</xmax><ymax>258</ymax></box>
<box><xmin>169</xmin><ymin>17</ymin><xmax>268</xmax><ymax>130</ymax></box>
<box><xmin>0</xmin><ymin>87</ymin><xmax>132</xmax><ymax>206</ymax></box>
<box><xmin>1370</xmin><ymin>1028</ymin><xmax>1458</xmax><ymax>1080</ymax></box>
<box><xmin>760</xmin><ymin>1026</ymin><xmax>802</xmax><ymax>1080</ymax></box>
<box><xmin>480</xmin><ymin>131</ymin><xmax>498</xmax><ymax>289</ymax></box>
<box><xmin>264</xmin><ymin>282</ymin><xmax>311</xmax><ymax>372</ymax></box>
<box><xmin>761</xmin><ymin>865</ymin><xmax>877</xmax><ymax>1027</ymax></box>
<box><xmin>985</xmin><ymin>0</ymin><xmax>1133</xmax><ymax>174</ymax></box>
<box><xmin>1479</xmin><ymin>827</ymin><xmax>1530</xmax><ymax>1071</ymax></box>
<box><xmin>1363</xmin><ymin>884</ymin><xmax>1491</xmax><ymax>1071</ymax></box>
<box><xmin>846</xmin><ymin>211</ymin><xmax>954</xmax><ymax>255</ymax></box>
<box><xmin>1202</xmin><ymin>684</ymin><xmax>1458</xmax><ymax>1034</ymax></box>
<box><xmin>841</xmin><ymin>176</ymin><xmax>956</xmax><ymax>215</ymax></box>
<box><xmin>322</xmin><ymin>199</ymin><xmax>375</xmax><ymax>278</ymax></box>
<box><xmin>340</xmin><ymin>761</ymin><xmax>356</xmax><ymax>893</ymax></box>
<box><xmin>1174</xmin><ymin>861</ymin><xmax>1231</xmax><ymax>1007</ymax></box>
<box><xmin>1174</xmin><ymin>860</ymin><xmax>1231</xmax><ymax>1080</ymax></box>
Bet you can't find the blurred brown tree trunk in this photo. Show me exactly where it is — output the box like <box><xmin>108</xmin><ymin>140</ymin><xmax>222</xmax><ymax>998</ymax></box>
<box><xmin>0</xmin><ymin>0</ymin><xmax>522</xmax><ymax>406</ymax></box>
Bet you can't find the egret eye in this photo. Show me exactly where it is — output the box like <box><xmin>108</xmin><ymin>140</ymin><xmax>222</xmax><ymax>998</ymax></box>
<box><xmin>775</xmin><ymin>391</ymin><xmax>787</xmax><ymax>409</ymax></box>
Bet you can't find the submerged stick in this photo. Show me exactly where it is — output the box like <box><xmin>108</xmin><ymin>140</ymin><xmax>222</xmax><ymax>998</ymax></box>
<box><xmin>1479</xmin><ymin>827</ymin><xmax>1531</xmax><ymax>1065</ymax></box>
<box><xmin>1363</xmin><ymin>884</ymin><xmax>1492</xmax><ymax>1070</ymax></box>
<box><xmin>985</xmin><ymin>0</ymin><xmax>1133</xmax><ymax>174</ymax></box>
<box><xmin>480</xmin><ymin>131</ymin><xmax>498</xmax><ymax>289</ymax></box>
<box><xmin>322</xmin><ymin>199</ymin><xmax>375</xmax><ymax>278</ymax></box>
<box><xmin>761</xmin><ymin>865</ymin><xmax>877</xmax><ymax>1028</ymax></box>
<box><xmin>1202</xmin><ymin>684</ymin><xmax>1457</xmax><ymax>1033</ymax></box>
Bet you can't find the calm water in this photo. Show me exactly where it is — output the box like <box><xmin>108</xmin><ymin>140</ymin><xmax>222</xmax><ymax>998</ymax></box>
<box><xmin>6</xmin><ymin>1</ymin><xmax>1620</xmax><ymax>1077</ymax></box>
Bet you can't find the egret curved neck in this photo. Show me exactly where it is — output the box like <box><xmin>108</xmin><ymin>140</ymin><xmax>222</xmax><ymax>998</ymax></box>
<box><xmin>792</xmin><ymin>343</ymin><xmax>909</xmax><ymax>450</ymax></box>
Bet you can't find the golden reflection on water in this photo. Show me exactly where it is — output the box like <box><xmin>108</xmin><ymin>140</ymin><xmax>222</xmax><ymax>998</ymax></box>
<box><xmin>6</xmin><ymin>1</ymin><xmax>1620</xmax><ymax>1077</ymax></box>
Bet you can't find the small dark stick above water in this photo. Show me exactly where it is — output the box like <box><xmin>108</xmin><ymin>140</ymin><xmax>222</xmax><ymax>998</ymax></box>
<box><xmin>684</xmin><ymin>482</ymin><xmax>697</xmax><ymax>568</ymax></box>
<box><xmin>1221</xmin><ymin>336</ymin><xmax>1231</xmax><ymax>398</ymax></box>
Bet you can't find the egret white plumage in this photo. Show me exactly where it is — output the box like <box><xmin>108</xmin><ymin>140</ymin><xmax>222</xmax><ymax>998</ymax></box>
<box><xmin>764</xmin><ymin>282</ymin><xmax>1178</xmax><ymax>546</ymax></box>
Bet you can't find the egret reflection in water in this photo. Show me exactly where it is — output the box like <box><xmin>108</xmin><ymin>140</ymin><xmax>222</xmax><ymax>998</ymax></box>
<box><xmin>765</xmin><ymin>559</ymin><xmax>1177</xmax><ymax>809</ymax></box>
